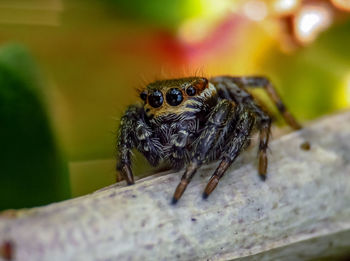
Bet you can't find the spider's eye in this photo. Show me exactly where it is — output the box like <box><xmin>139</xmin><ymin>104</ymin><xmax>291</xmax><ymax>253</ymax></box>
<box><xmin>166</xmin><ymin>88</ymin><xmax>183</xmax><ymax>106</ymax></box>
<box><xmin>140</xmin><ymin>91</ymin><xmax>147</xmax><ymax>101</ymax></box>
<box><xmin>186</xmin><ymin>86</ymin><xmax>196</xmax><ymax>96</ymax></box>
<box><xmin>148</xmin><ymin>90</ymin><xmax>163</xmax><ymax>108</ymax></box>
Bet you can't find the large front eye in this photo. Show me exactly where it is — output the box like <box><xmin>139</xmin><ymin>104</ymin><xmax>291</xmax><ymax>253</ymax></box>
<box><xmin>148</xmin><ymin>90</ymin><xmax>163</xmax><ymax>108</ymax></box>
<box><xmin>166</xmin><ymin>88</ymin><xmax>183</xmax><ymax>106</ymax></box>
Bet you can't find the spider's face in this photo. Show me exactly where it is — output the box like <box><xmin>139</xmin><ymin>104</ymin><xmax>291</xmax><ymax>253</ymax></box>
<box><xmin>139</xmin><ymin>77</ymin><xmax>216</xmax><ymax>118</ymax></box>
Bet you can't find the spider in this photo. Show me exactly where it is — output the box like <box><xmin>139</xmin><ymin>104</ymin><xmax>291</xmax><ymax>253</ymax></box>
<box><xmin>116</xmin><ymin>76</ymin><xmax>301</xmax><ymax>203</ymax></box>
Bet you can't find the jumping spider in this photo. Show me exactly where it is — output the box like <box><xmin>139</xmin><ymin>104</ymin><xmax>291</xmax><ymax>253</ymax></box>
<box><xmin>116</xmin><ymin>76</ymin><xmax>301</xmax><ymax>203</ymax></box>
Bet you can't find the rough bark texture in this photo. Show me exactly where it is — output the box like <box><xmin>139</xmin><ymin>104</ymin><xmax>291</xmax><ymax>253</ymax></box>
<box><xmin>1</xmin><ymin>111</ymin><xmax>350</xmax><ymax>261</ymax></box>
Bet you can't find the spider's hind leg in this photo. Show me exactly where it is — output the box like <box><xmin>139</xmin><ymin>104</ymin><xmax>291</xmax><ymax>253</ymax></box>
<box><xmin>230</xmin><ymin>76</ymin><xmax>301</xmax><ymax>130</ymax></box>
<box><xmin>212</xmin><ymin>76</ymin><xmax>274</xmax><ymax>180</ymax></box>
<box><xmin>212</xmin><ymin>76</ymin><xmax>301</xmax><ymax>130</ymax></box>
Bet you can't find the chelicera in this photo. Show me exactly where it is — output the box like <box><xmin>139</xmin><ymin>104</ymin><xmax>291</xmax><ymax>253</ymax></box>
<box><xmin>116</xmin><ymin>76</ymin><xmax>301</xmax><ymax>203</ymax></box>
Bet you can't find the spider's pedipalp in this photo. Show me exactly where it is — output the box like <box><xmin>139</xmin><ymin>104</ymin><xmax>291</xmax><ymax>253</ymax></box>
<box><xmin>167</xmin><ymin>128</ymin><xmax>191</xmax><ymax>169</ymax></box>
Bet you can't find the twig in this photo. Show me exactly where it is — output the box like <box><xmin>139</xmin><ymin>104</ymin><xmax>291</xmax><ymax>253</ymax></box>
<box><xmin>1</xmin><ymin>111</ymin><xmax>350</xmax><ymax>261</ymax></box>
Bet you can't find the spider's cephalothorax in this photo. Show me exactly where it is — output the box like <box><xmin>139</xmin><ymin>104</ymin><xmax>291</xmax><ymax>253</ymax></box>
<box><xmin>116</xmin><ymin>76</ymin><xmax>301</xmax><ymax>203</ymax></box>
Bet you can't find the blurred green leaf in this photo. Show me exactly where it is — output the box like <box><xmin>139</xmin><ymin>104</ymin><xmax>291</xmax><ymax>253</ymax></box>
<box><xmin>264</xmin><ymin>20</ymin><xmax>350</xmax><ymax>120</ymax></box>
<box><xmin>106</xmin><ymin>0</ymin><xmax>204</xmax><ymax>28</ymax></box>
<box><xmin>0</xmin><ymin>44</ymin><xmax>70</xmax><ymax>210</ymax></box>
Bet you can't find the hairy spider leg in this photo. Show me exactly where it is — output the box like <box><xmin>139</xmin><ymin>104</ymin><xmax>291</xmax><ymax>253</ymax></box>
<box><xmin>117</xmin><ymin>104</ymin><xmax>162</xmax><ymax>184</ymax></box>
<box><xmin>238</xmin><ymin>96</ymin><xmax>272</xmax><ymax>178</ymax></box>
<box><xmin>257</xmin><ymin>117</ymin><xmax>272</xmax><ymax>179</ymax></box>
<box><xmin>213</xmin><ymin>77</ymin><xmax>275</xmax><ymax>179</ymax></box>
<box><xmin>227</xmin><ymin>76</ymin><xmax>301</xmax><ymax>130</ymax></box>
<box><xmin>216</xmin><ymin>76</ymin><xmax>303</xmax><ymax>178</ymax></box>
<box><xmin>172</xmin><ymin>100</ymin><xmax>236</xmax><ymax>203</ymax></box>
<box><xmin>116</xmin><ymin>105</ymin><xmax>138</xmax><ymax>184</ymax></box>
<box><xmin>204</xmin><ymin>105</ymin><xmax>255</xmax><ymax>197</ymax></box>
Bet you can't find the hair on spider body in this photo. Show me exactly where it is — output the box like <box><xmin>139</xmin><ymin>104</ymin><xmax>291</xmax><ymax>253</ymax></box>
<box><xmin>116</xmin><ymin>76</ymin><xmax>301</xmax><ymax>203</ymax></box>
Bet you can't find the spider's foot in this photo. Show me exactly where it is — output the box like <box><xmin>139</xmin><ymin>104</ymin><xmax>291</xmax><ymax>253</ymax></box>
<box><xmin>258</xmin><ymin>150</ymin><xmax>268</xmax><ymax>178</ymax></box>
<box><xmin>121</xmin><ymin>165</ymin><xmax>135</xmax><ymax>185</ymax></box>
<box><xmin>172</xmin><ymin>180</ymin><xmax>188</xmax><ymax>203</ymax></box>
<box><xmin>203</xmin><ymin>176</ymin><xmax>219</xmax><ymax>199</ymax></box>
<box><xmin>259</xmin><ymin>173</ymin><xmax>267</xmax><ymax>181</ymax></box>
<box><xmin>171</xmin><ymin>197</ymin><xmax>178</xmax><ymax>205</ymax></box>
<box><xmin>116</xmin><ymin>172</ymin><xmax>124</xmax><ymax>183</ymax></box>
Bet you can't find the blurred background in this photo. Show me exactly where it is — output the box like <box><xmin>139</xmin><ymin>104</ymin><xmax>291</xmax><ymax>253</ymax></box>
<box><xmin>0</xmin><ymin>0</ymin><xmax>350</xmax><ymax>210</ymax></box>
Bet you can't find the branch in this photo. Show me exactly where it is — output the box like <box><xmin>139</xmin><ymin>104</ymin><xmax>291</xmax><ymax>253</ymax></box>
<box><xmin>1</xmin><ymin>111</ymin><xmax>350</xmax><ymax>261</ymax></box>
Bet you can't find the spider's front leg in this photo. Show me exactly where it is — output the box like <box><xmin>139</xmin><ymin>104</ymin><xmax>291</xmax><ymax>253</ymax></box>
<box><xmin>172</xmin><ymin>100</ymin><xmax>235</xmax><ymax>203</ymax></box>
<box><xmin>204</xmin><ymin>106</ymin><xmax>255</xmax><ymax>197</ymax></box>
<box><xmin>117</xmin><ymin>104</ymin><xmax>161</xmax><ymax>185</ymax></box>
